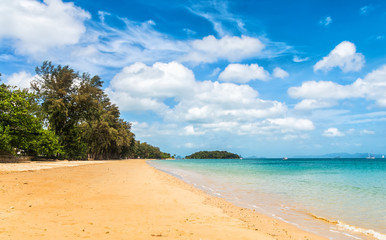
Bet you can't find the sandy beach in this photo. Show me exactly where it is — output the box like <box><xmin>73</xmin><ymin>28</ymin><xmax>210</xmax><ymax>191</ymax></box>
<box><xmin>0</xmin><ymin>160</ymin><xmax>326</xmax><ymax>239</ymax></box>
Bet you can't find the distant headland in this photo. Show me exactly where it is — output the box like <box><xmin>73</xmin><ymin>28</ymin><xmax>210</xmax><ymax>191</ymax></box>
<box><xmin>185</xmin><ymin>151</ymin><xmax>241</xmax><ymax>159</ymax></box>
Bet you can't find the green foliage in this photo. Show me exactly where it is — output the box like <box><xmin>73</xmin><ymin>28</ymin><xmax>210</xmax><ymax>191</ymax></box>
<box><xmin>0</xmin><ymin>81</ymin><xmax>61</xmax><ymax>156</ymax></box>
<box><xmin>185</xmin><ymin>151</ymin><xmax>240</xmax><ymax>159</ymax></box>
<box><xmin>0</xmin><ymin>125</ymin><xmax>13</xmax><ymax>154</ymax></box>
<box><xmin>134</xmin><ymin>141</ymin><xmax>172</xmax><ymax>159</ymax></box>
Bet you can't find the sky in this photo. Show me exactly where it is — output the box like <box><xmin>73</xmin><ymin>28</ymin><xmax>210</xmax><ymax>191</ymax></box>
<box><xmin>1</xmin><ymin>0</ymin><xmax>386</xmax><ymax>157</ymax></box>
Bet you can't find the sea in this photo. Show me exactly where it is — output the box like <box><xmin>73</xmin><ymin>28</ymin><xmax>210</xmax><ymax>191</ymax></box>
<box><xmin>149</xmin><ymin>158</ymin><xmax>386</xmax><ymax>240</ymax></box>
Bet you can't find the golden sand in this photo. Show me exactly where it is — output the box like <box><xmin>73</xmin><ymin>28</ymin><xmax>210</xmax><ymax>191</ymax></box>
<box><xmin>0</xmin><ymin>160</ymin><xmax>326</xmax><ymax>239</ymax></box>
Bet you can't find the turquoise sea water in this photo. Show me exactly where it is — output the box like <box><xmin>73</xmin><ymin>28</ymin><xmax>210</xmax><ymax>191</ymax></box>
<box><xmin>149</xmin><ymin>158</ymin><xmax>386</xmax><ymax>240</ymax></box>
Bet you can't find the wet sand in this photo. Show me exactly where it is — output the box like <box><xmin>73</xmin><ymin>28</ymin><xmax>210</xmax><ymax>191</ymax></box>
<box><xmin>0</xmin><ymin>160</ymin><xmax>326</xmax><ymax>239</ymax></box>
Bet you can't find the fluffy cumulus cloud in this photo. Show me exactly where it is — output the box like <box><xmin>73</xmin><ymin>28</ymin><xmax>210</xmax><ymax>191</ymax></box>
<box><xmin>182</xmin><ymin>35</ymin><xmax>265</xmax><ymax>63</ymax></box>
<box><xmin>108</xmin><ymin>61</ymin><xmax>314</xmax><ymax>136</ymax></box>
<box><xmin>289</xmin><ymin>80</ymin><xmax>358</xmax><ymax>100</ymax></box>
<box><xmin>314</xmin><ymin>41</ymin><xmax>365</xmax><ymax>72</ymax></box>
<box><xmin>323</xmin><ymin>128</ymin><xmax>344</xmax><ymax>137</ymax></box>
<box><xmin>5</xmin><ymin>71</ymin><xmax>35</xmax><ymax>89</ymax></box>
<box><xmin>171</xmin><ymin>81</ymin><xmax>286</xmax><ymax>123</ymax></box>
<box><xmin>289</xmin><ymin>64</ymin><xmax>386</xmax><ymax>109</ymax></box>
<box><xmin>218</xmin><ymin>63</ymin><xmax>270</xmax><ymax>83</ymax></box>
<box><xmin>106</xmin><ymin>61</ymin><xmax>196</xmax><ymax>113</ymax></box>
<box><xmin>0</xmin><ymin>0</ymin><xmax>90</xmax><ymax>54</ymax></box>
<box><xmin>273</xmin><ymin>67</ymin><xmax>289</xmax><ymax>79</ymax></box>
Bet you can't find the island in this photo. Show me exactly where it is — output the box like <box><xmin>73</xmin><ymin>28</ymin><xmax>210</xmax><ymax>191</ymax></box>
<box><xmin>185</xmin><ymin>151</ymin><xmax>241</xmax><ymax>159</ymax></box>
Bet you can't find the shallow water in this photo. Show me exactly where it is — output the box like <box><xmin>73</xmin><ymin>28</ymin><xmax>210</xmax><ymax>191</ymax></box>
<box><xmin>149</xmin><ymin>158</ymin><xmax>386</xmax><ymax>240</ymax></box>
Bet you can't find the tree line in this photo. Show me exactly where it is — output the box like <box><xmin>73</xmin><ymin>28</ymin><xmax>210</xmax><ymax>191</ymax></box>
<box><xmin>0</xmin><ymin>62</ymin><xmax>172</xmax><ymax>160</ymax></box>
<box><xmin>185</xmin><ymin>151</ymin><xmax>241</xmax><ymax>159</ymax></box>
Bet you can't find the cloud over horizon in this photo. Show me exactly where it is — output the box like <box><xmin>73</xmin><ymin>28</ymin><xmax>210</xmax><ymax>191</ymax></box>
<box><xmin>107</xmin><ymin>61</ymin><xmax>314</xmax><ymax>137</ymax></box>
<box><xmin>289</xmin><ymin>64</ymin><xmax>386</xmax><ymax>109</ymax></box>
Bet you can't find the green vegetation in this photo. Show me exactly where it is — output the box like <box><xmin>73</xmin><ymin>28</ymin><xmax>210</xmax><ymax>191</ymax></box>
<box><xmin>0</xmin><ymin>63</ymin><xmax>171</xmax><ymax>160</ymax></box>
<box><xmin>185</xmin><ymin>151</ymin><xmax>240</xmax><ymax>159</ymax></box>
<box><xmin>0</xmin><ymin>76</ymin><xmax>61</xmax><ymax>156</ymax></box>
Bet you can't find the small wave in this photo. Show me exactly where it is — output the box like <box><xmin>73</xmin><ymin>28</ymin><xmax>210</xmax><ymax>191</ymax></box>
<box><xmin>309</xmin><ymin>213</ymin><xmax>386</xmax><ymax>240</ymax></box>
<box><xmin>337</xmin><ymin>221</ymin><xmax>386</xmax><ymax>240</ymax></box>
<box><xmin>329</xmin><ymin>229</ymin><xmax>362</xmax><ymax>240</ymax></box>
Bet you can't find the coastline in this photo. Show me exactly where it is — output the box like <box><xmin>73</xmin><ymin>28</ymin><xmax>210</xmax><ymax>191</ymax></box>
<box><xmin>0</xmin><ymin>159</ymin><xmax>326</xmax><ymax>239</ymax></box>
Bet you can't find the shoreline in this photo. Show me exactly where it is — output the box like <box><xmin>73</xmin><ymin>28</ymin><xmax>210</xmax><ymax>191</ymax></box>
<box><xmin>147</xmin><ymin>161</ymin><xmax>328</xmax><ymax>240</ymax></box>
<box><xmin>0</xmin><ymin>160</ymin><xmax>326</xmax><ymax>239</ymax></box>
<box><xmin>150</xmin><ymin>159</ymin><xmax>386</xmax><ymax>240</ymax></box>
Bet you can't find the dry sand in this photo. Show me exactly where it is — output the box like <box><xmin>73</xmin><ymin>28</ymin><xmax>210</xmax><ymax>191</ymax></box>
<box><xmin>0</xmin><ymin>160</ymin><xmax>327</xmax><ymax>239</ymax></box>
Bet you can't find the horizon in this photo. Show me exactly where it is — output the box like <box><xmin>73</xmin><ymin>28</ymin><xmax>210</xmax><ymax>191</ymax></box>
<box><xmin>1</xmin><ymin>0</ymin><xmax>386</xmax><ymax>157</ymax></box>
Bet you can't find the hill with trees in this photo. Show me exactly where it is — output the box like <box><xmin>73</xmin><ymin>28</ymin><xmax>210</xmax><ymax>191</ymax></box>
<box><xmin>185</xmin><ymin>151</ymin><xmax>241</xmax><ymax>159</ymax></box>
<box><xmin>0</xmin><ymin>62</ymin><xmax>171</xmax><ymax>160</ymax></box>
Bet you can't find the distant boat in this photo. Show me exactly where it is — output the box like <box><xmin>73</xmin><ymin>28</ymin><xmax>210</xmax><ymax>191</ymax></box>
<box><xmin>382</xmin><ymin>155</ymin><xmax>385</xmax><ymax>159</ymax></box>
<box><xmin>366</xmin><ymin>153</ymin><xmax>375</xmax><ymax>159</ymax></box>
<box><xmin>282</xmin><ymin>157</ymin><xmax>288</xmax><ymax>160</ymax></box>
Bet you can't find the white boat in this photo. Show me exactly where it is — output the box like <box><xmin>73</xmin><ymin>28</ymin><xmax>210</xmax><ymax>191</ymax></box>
<box><xmin>382</xmin><ymin>155</ymin><xmax>385</xmax><ymax>159</ymax></box>
<box><xmin>366</xmin><ymin>153</ymin><xmax>375</xmax><ymax>159</ymax></box>
<box><xmin>282</xmin><ymin>157</ymin><xmax>288</xmax><ymax>160</ymax></box>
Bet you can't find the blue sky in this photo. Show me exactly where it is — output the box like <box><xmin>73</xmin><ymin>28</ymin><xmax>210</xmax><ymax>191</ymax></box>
<box><xmin>1</xmin><ymin>0</ymin><xmax>386</xmax><ymax>157</ymax></box>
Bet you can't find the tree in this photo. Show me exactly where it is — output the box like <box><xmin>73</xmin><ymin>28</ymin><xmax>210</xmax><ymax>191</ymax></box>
<box><xmin>32</xmin><ymin>62</ymin><xmax>106</xmax><ymax>159</ymax></box>
<box><xmin>0</xmin><ymin>78</ymin><xmax>61</xmax><ymax>156</ymax></box>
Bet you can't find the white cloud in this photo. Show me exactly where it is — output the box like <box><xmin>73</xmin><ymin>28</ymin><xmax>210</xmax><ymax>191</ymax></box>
<box><xmin>0</xmin><ymin>0</ymin><xmax>90</xmax><ymax>54</ymax></box>
<box><xmin>188</xmin><ymin>1</ymin><xmax>246</xmax><ymax>37</ymax></box>
<box><xmin>0</xmin><ymin>2</ymin><xmax>286</xmax><ymax>75</ymax></box>
<box><xmin>360</xmin><ymin>5</ymin><xmax>373</xmax><ymax>15</ymax></box>
<box><xmin>171</xmin><ymin>80</ymin><xmax>286</xmax><ymax>123</ymax></box>
<box><xmin>358</xmin><ymin>65</ymin><xmax>386</xmax><ymax>106</ymax></box>
<box><xmin>182</xmin><ymin>35</ymin><xmax>265</xmax><ymax>64</ymax></box>
<box><xmin>210</xmin><ymin>67</ymin><xmax>221</xmax><ymax>77</ymax></box>
<box><xmin>360</xmin><ymin>129</ymin><xmax>375</xmax><ymax>135</ymax></box>
<box><xmin>6</xmin><ymin>71</ymin><xmax>35</xmax><ymax>89</ymax></box>
<box><xmin>323</xmin><ymin>128</ymin><xmax>344</xmax><ymax>137</ymax></box>
<box><xmin>110</xmin><ymin>62</ymin><xmax>196</xmax><ymax>99</ymax></box>
<box><xmin>182</xmin><ymin>125</ymin><xmax>205</xmax><ymax>136</ymax></box>
<box><xmin>314</xmin><ymin>41</ymin><xmax>365</xmax><ymax>72</ymax></box>
<box><xmin>98</xmin><ymin>11</ymin><xmax>111</xmax><ymax>22</ymax></box>
<box><xmin>64</xmin><ymin>18</ymin><xmax>189</xmax><ymax>72</ymax></box>
<box><xmin>289</xmin><ymin>64</ymin><xmax>386</xmax><ymax>108</ymax></box>
<box><xmin>107</xmin><ymin>61</ymin><xmax>195</xmax><ymax>113</ymax></box>
<box><xmin>273</xmin><ymin>67</ymin><xmax>289</xmax><ymax>79</ymax></box>
<box><xmin>289</xmin><ymin>80</ymin><xmax>360</xmax><ymax>100</ymax></box>
<box><xmin>268</xmin><ymin>118</ymin><xmax>315</xmax><ymax>131</ymax></box>
<box><xmin>319</xmin><ymin>16</ymin><xmax>332</xmax><ymax>26</ymax></box>
<box><xmin>294</xmin><ymin>99</ymin><xmax>337</xmax><ymax>110</ymax></box>
<box><xmin>0</xmin><ymin>54</ymin><xmax>17</xmax><ymax>61</ymax></box>
<box><xmin>218</xmin><ymin>63</ymin><xmax>270</xmax><ymax>83</ymax></box>
<box><xmin>293</xmin><ymin>56</ymin><xmax>309</xmax><ymax>63</ymax></box>
<box><xmin>108</xmin><ymin>62</ymin><xmax>314</xmax><ymax>136</ymax></box>
<box><xmin>0</xmin><ymin>5</ymin><xmax>190</xmax><ymax>73</ymax></box>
